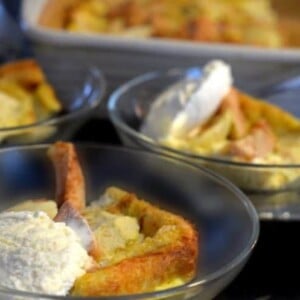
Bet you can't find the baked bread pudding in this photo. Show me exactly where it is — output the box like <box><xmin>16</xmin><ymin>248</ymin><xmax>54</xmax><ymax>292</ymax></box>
<box><xmin>0</xmin><ymin>59</ymin><xmax>62</xmax><ymax>142</ymax></box>
<box><xmin>141</xmin><ymin>60</ymin><xmax>300</xmax><ymax>190</ymax></box>
<box><xmin>160</xmin><ymin>87</ymin><xmax>300</xmax><ymax>165</ymax></box>
<box><xmin>1</xmin><ymin>142</ymin><xmax>198</xmax><ymax>296</ymax></box>
<box><xmin>38</xmin><ymin>0</ymin><xmax>288</xmax><ymax>48</ymax></box>
<box><xmin>148</xmin><ymin>62</ymin><xmax>300</xmax><ymax>164</ymax></box>
<box><xmin>0</xmin><ymin>59</ymin><xmax>62</xmax><ymax>128</ymax></box>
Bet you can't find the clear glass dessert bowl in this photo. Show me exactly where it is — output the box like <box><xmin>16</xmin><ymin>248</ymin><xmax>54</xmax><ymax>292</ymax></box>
<box><xmin>108</xmin><ymin>68</ymin><xmax>300</xmax><ymax>220</ymax></box>
<box><xmin>0</xmin><ymin>67</ymin><xmax>106</xmax><ymax>145</ymax></box>
<box><xmin>0</xmin><ymin>144</ymin><xmax>258</xmax><ymax>299</ymax></box>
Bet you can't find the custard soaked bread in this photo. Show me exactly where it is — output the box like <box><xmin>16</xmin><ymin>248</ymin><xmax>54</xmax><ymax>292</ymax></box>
<box><xmin>75</xmin><ymin>187</ymin><xmax>198</xmax><ymax>296</ymax></box>
<box><xmin>7</xmin><ymin>142</ymin><xmax>198</xmax><ymax>296</ymax></box>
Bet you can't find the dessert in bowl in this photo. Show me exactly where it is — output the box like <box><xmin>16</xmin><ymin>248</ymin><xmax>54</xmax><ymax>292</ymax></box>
<box><xmin>0</xmin><ymin>59</ymin><xmax>105</xmax><ymax>145</ymax></box>
<box><xmin>0</xmin><ymin>142</ymin><xmax>258</xmax><ymax>299</ymax></box>
<box><xmin>108</xmin><ymin>60</ymin><xmax>300</xmax><ymax>195</ymax></box>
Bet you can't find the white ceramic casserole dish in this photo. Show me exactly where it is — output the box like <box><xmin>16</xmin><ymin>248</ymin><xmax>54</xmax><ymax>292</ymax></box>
<box><xmin>21</xmin><ymin>0</ymin><xmax>300</xmax><ymax>108</ymax></box>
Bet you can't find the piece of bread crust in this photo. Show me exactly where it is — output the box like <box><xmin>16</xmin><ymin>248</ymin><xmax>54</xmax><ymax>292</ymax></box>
<box><xmin>48</xmin><ymin>141</ymin><xmax>86</xmax><ymax>212</ymax></box>
<box><xmin>73</xmin><ymin>187</ymin><xmax>198</xmax><ymax>296</ymax></box>
<box><xmin>0</xmin><ymin>59</ymin><xmax>45</xmax><ymax>88</ymax></box>
<box><xmin>48</xmin><ymin>142</ymin><xmax>100</xmax><ymax>259</ymax></box>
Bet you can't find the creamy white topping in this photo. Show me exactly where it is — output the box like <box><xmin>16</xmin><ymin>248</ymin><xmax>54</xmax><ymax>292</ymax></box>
<box><xmin>0</xmin><ymin>211</ymin><xmax>92</xmax><ymax>295</ymax></box>
<box><xmin>141</xmin><ymin>60</ymin><xmax>233</xmax><ymax>139</ymax></box>
<box><xmin>169</xmin><ymin>60</ymin><xmax>232</xmax><ymax>137</ymax></box>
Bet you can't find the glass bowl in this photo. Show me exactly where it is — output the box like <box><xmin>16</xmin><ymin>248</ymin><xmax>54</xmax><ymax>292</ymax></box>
<box><xmin>0</xmin><ymin>144</ymin><xmax>258</xmax><ymax>300</ymax></box>
<box><xmin>107</xmin><ymin>68</ymin><xmax>300</xmax><ymax>220</ymax></box>
<box><xmin>0</xmin><ymin>67</ymin><xmax>106</xmax><ymax>145</ymax></box>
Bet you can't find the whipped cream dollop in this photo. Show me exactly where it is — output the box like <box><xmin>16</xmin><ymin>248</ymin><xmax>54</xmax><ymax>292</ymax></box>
<box><xmin>0</xmin><ymin>211</ymin><xmax>92</xmax><ymax>295</ymax></box>
<box><xmin>141</xmin><ymin>60</ymin><xmax>233</xmax><ymax>139</ymax></box>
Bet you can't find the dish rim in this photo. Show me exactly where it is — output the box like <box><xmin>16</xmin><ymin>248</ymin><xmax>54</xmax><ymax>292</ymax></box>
<box><xmin>0</xmin><ymin>142</ymin><xmax>259</xmax><ymax>299</ymax></box>
<box><xmin>108</xmin><ymin>68</ymin><xmax>300</xmax><ymax>169</ymax></box>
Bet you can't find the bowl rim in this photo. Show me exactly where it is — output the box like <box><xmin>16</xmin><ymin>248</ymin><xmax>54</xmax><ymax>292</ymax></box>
<box><xmin>0</xmin><ymin>143</ymin><xmax>259</xmax><ymax>299</ymax></box>
<box><xmin>108</xmin><ymin>68</ymin><xmax>300</xmax><ymax>168</ymax></box>
<box><xmin>0</xmin><ymin>67</ymin><xmax>106</xmax><ymax>134</ymax></box>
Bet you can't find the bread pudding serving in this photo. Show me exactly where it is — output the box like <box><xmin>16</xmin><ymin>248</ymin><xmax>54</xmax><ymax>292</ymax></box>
<box><xmin>0</xmin><ymin>59</ymin><xmax>62</xmax><ymax>128</ymax></box>
<box><xmin>140</xmin><ymin>59</ymin><xmax>300</xmax><ymax>191</ymax></box>
<box><xmin>0</xmin><ymin>59</ymin><xmax>62</xmax><ymax>142</ymax></box>
<box><xmin>0</xmin><ymin>142</ymin><xmax>198</xmax><ymax>296</ymax></box>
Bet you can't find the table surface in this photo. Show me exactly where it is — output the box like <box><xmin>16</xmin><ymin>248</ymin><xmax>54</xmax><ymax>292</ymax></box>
<box><xmin>2</xmin><ymin>1</ymin><xmax>300</xmax><ymax>299</ymax></box>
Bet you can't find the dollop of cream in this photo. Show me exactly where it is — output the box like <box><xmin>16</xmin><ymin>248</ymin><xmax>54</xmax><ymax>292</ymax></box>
<box><xmin>169</xmin><ymin>60</ymin><xmax>233</xmax><ymax>137</ymax></box>
<box><xmin>141</xmin><ymin>60</ymin><xmax>233</xmax><ymax>139</ymax></box>
<box><xmin>0</xmin><ymin>211</ymin><xmax>92</xmax><ymax>295</ymax></box>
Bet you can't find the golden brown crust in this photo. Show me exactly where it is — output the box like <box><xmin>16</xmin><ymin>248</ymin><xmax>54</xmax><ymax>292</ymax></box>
<box><xmin>272</xmin><ymin>0</ymin><xmax>300</xmax><ymax>19</ymax></box>
<box><xmin>104</xmin><ymin>188</ymin><xmax>195</xmax><ymax>237</ymax></box>
<box><xmin>73</xmin><ymin>187</ymin><xmax>198</xmax><ymax>296</ymax></box>
<box><xmin>238</xmin><ymin>90</ymin><xmax>300</xmax><ymax>134</ymax></box>
<box><xmin>45</xmin><ymin>142</ymin><xmax>198</xmax><ymax>295</ymax></box>
<box><xmin>48</xmin><ymin>141</ymin><xmax>101</xmax><ymax>259</ymax></box>
<box><xmin>0</xmin><ymin>59</ymin><xmax>45</xmax><ymax>88</ymax></box>
<box><xmin>278</xmin><ymin>17</ymin><xmax>300</xmax><ymax>47</ymax></box>
<box><xmin>0</xmin><ymin>59</ymin><xmax>62</xmax><ymax>133</ymax></box>
<box><xmin>38</xmin><ymin>0</ymin><xmax>81</xmax><ymax>29</ymax></box>
<box><xmin>48</xmin><ymin>141</ymin><xmax>86</xmax><ymax>211</ymax></box>
<box><xmin>73</xmin><ymin>243</ymin><xmax>196</xmax><ymax>296</ymax></box>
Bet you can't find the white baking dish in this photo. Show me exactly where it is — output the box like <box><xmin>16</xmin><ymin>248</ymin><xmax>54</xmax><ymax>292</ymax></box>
<box><xmin>21</xmin><ymin>0</ymin><xmax>300</xmax><ymax>115</ymax></box>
